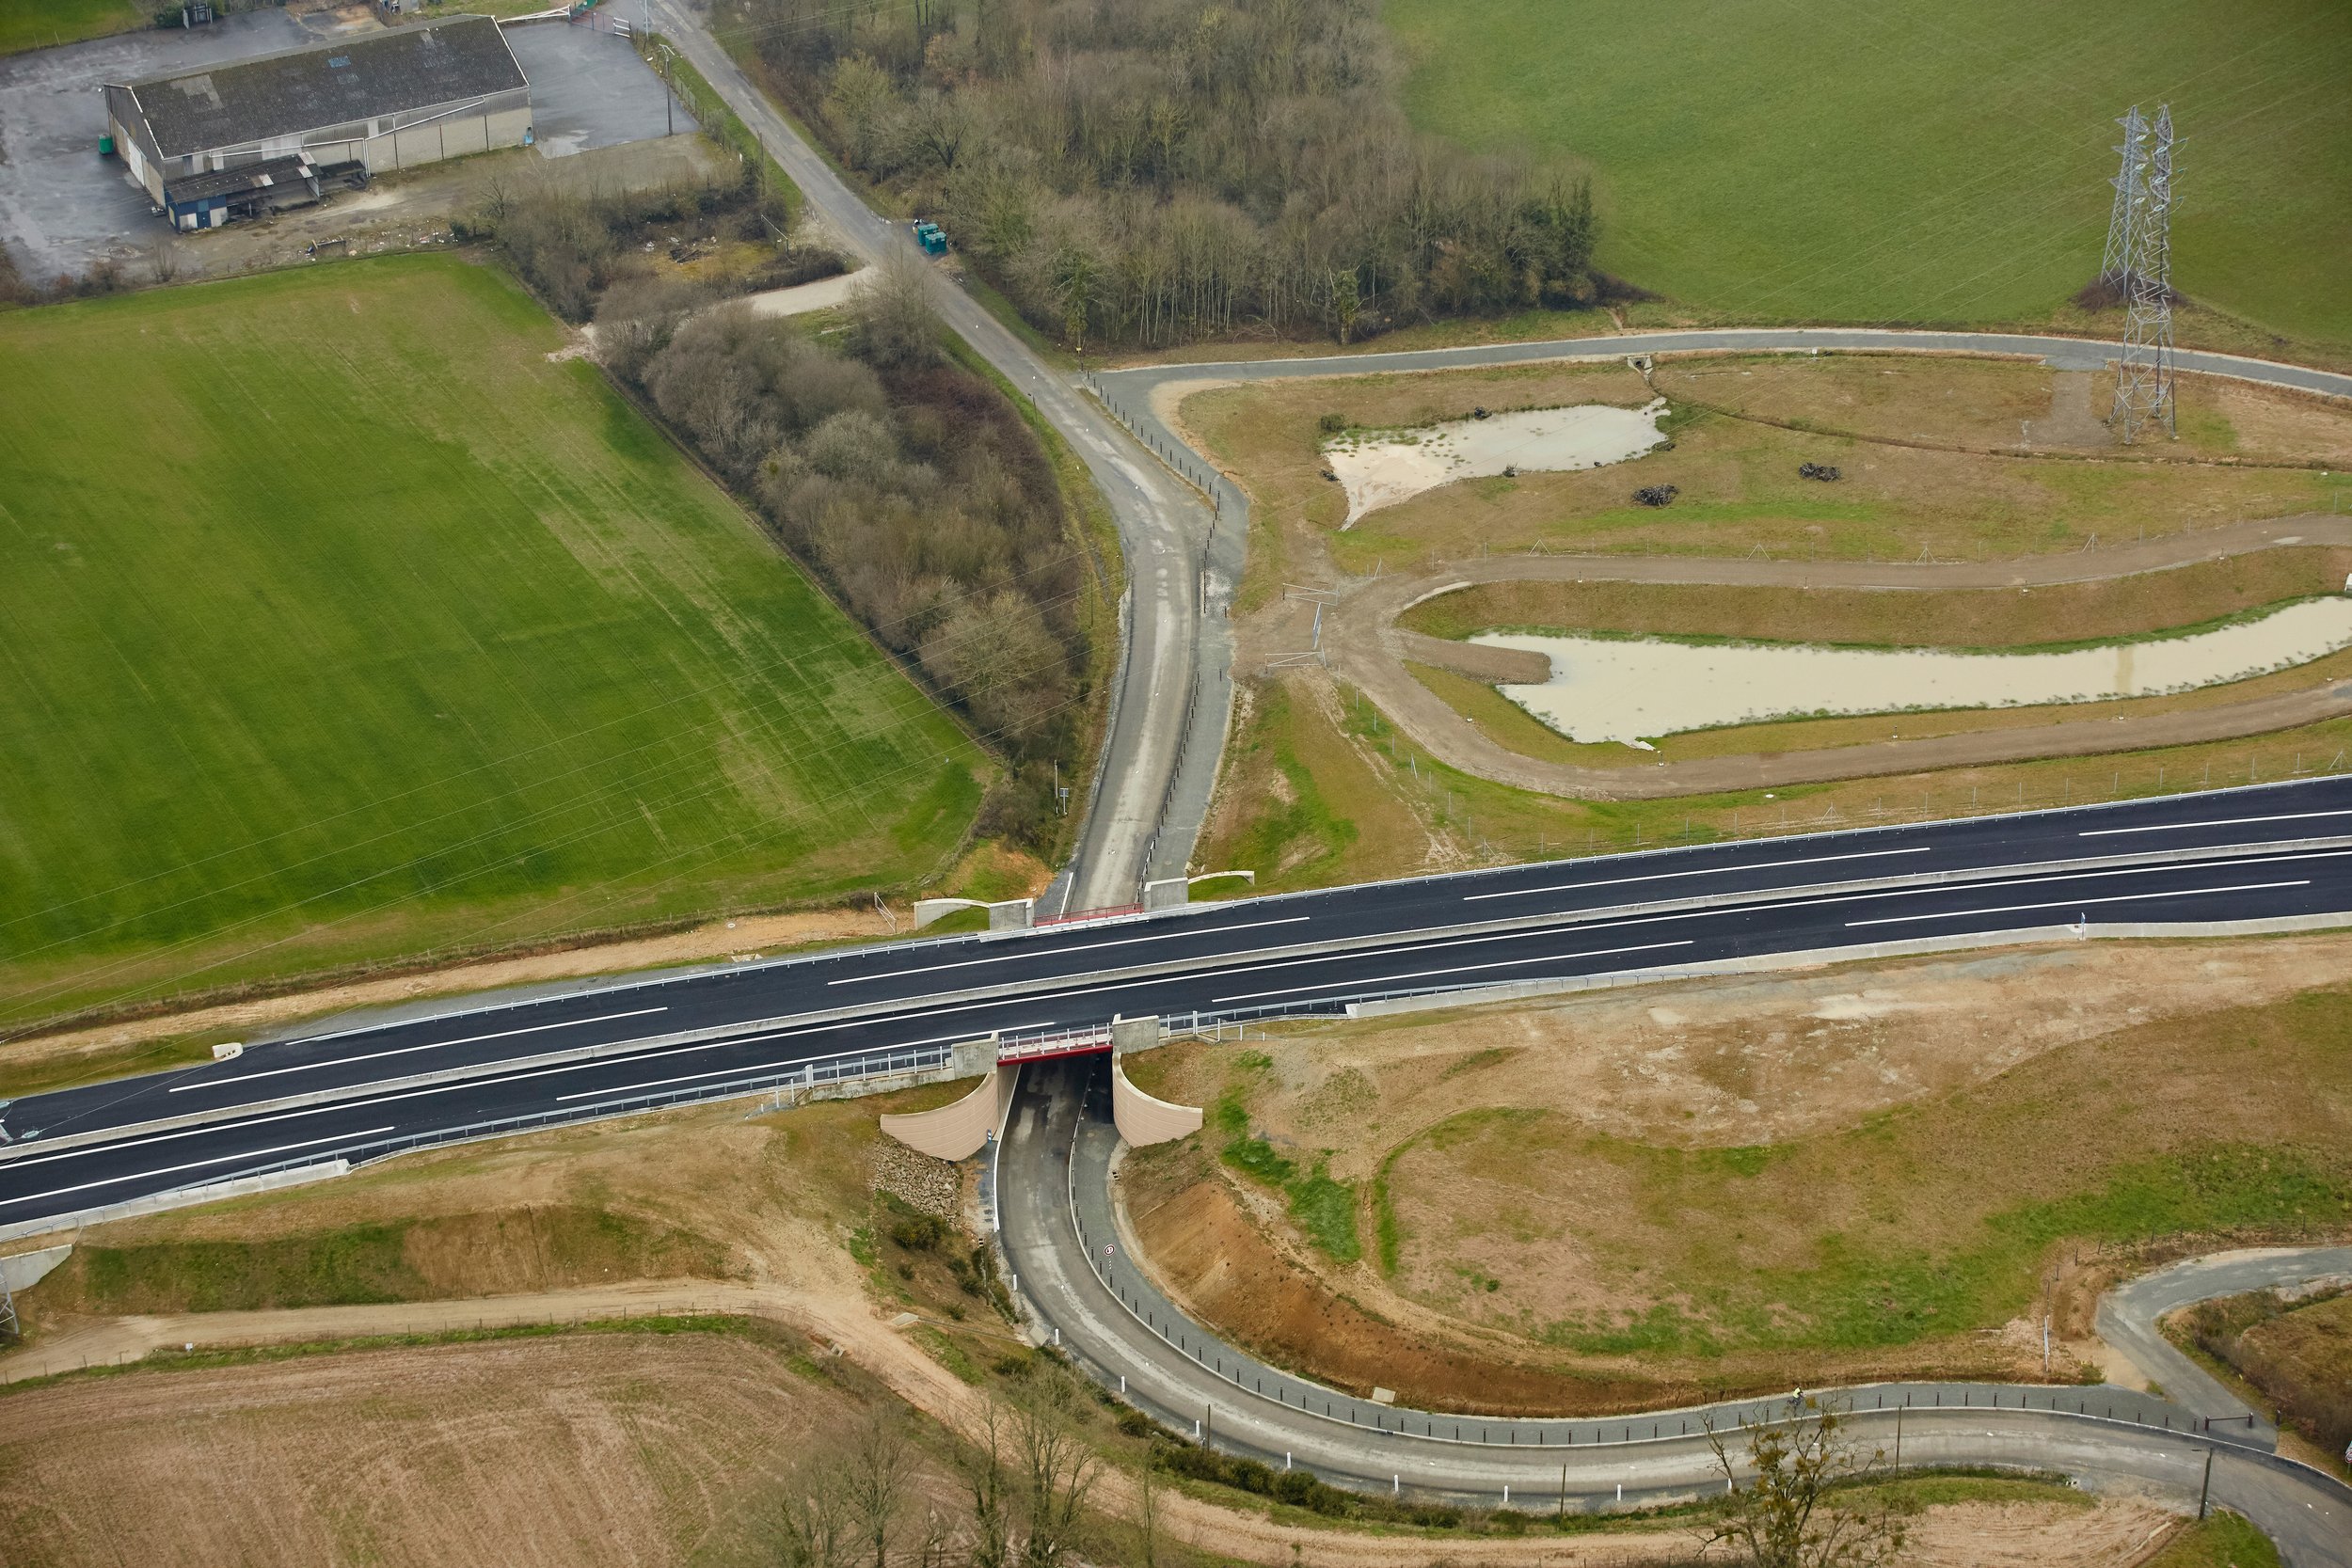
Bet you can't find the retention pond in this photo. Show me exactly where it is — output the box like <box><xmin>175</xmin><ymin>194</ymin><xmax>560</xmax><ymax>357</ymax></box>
<box><xmin>1478</xmin><ymin>597</ymin><xmax>2352</xmax><ymax>748</ymax></box>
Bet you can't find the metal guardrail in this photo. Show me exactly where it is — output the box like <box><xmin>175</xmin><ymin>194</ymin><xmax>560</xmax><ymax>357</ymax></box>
<box><xmin>175</xmin><ymin>1039</ymin><xmax>954</xmax><ymax>1195</ymax></box>
<box><xmin>997</xmin><ymin>1025</ymin><xmax>1114</xmax><ymax>1063</ymax></box>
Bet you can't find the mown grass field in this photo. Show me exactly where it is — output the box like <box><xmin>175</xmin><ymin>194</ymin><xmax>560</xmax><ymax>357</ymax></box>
<box><xmin>1386</xmin><ymin>0</ymin><xmax>2352</xmax><ymax>350</ymax></box>
<box><xmin>0</xmin><ymin>0</ymin><xmax>146</xmax><ymax>55</ymax></box>
<box><xmin>0</xmin><ymin>257</ymin><xmax>984</xmax><ymax>1026</ymax></box>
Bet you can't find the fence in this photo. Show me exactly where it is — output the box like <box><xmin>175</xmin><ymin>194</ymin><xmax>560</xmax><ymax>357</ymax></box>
<box><xmin>112</xmin><ymin>1038</ymin><xmax>958</xmax><ymax>1211</ymax></box>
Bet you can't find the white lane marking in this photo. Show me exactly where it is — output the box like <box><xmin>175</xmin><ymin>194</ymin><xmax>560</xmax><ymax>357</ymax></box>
<box><xmin>2079</xmin><ymin>807</ymin><xmax>2352</xmax><ymax>837</ymax></box>
<box><xmin>39</xmin><ymin>849</ymin><xmax>2352</xmax><ymax>1157</ymax></box>
<box><xmin>2</xmin><ymin>1127</ymin><xmax>397</xmax><ymax>1210</ymax></box>
<box><xmin>1465</xmin><ymin>847</ymin><xmax>1931</xmax><ymax>901</ymax></box>
<box><xmin>1845</xmin><ymin>879</ymin><xmax>2308</xmax><ymax>927</ymax></box>
<box><xmin>0</xmin><ymin>1101</ymin><xmax>410</xmax><ymax>1171</ymax></box>
<box><xmin>167</xmin><ymin>1006</ymin><xmax>670</xmax><ymax>1093</ymax></box>
<box><xmin>830</xmin><ymin>916</ymin><xmax>1312</xmax><ymax>986</ymax></box>
<box><xmin>555</xmin><ymin>1025</ymin><xmax>1055</xmax><ymax>1101</ymax></box>
<box><xmin>1213</xmin><ymin>941</ymin><xmax>1693</xmax><ymax>1005</ymax></box>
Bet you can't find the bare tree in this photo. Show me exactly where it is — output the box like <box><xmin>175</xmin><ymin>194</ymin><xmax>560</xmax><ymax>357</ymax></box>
<box><xmin>839</xmin><ymin>1409</ymin><xmax>919</xmax><ymax>1568</ymax></box>
<box><xmin>961</xmin><ymin>1402</ymin><xmax>1014</xmax><ymax>1568</ymax></box>
<box><xmin>1134</xmin><ymin>1454</ymin><xmax>1160</xmax><ymax>1568</ymax></box>
<box><xmin>1700</xmin><ymin>1401</ymin><xmax>1906</xmax><ymax>1568</ymax></box>
<box><xmin>1011</xmin><ymin>1385</ymin><xmax>1099</xmax><ymax>1568</ymax></box>
<box><xmin>705</xmin><ymin>1455</ymin><xmax>854</xmax><ymax>1568</ymax></box>
<box><xmin>851</xmin><ymin>245</ymin><xmax>940</xmax><ymax>369</ymax></box>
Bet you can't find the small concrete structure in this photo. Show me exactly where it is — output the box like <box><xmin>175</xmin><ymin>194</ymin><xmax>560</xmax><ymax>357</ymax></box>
<box><xmin>1108</xmin><ymin>1015</ymin><xmax>1202</xmax><ymax>1147</ymax></box>
<box><xmin>913</xmin><ymin>896</ymin><xmax>1034</xmax><ymax>930</ymax></box>
<box><xmin>876</xmin><ymin>1036</ymin><xmax>1006</xmax><ymax>1160</ymax></box>
<box><xmin>0</xmin><ymin>1243</ymin><xmax>72</xmax><ymax>1295</ymax></box>
<box><xmin>1140</xmin><ymin>869</ymin><xmax>1255</xmax><ymax>911</ymax></box>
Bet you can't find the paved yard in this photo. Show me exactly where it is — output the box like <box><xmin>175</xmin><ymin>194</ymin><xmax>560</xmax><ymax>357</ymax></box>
<box><xmin>0</xmin><ymin>13</ymin><xmax>692</xmax><ymax>282</ymax></box>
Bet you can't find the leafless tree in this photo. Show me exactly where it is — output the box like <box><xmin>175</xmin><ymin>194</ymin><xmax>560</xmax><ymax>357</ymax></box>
<box><xmin>738</xmin><ymin>0</ymin><xmax>1604</xmax><ymax>348</ymax></box>
<box><xmin>1699</xmin><ymin>1401</ymin><xmax>1906</xmax><ymax>1568</ymax></box>
<box><xmin>839</xmin><ymin>1408</ymin><xmax>919</xmax><ymax>1568</ymax></box>
<box><xmin>851</xmin><ymin>245</ymin><xmax>940</xmax><ymax>369</ymax></box>
<box><xmin>1011</xmin><ymin>1384</ymin><xmax>1099</xmax><ymax>1568</ymax></box>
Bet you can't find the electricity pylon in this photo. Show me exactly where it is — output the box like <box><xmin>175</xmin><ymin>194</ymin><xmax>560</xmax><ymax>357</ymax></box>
<box><xmin>2109</xmin><ymin>104</ymin><xmax>2177</xmax><ymax>443</ymax></box>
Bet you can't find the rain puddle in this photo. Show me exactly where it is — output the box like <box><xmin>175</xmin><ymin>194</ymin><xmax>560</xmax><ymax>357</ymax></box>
<box><xmin>1326</xmin><ymin>402</ymin><xmax>1669</xmax><ymax>526</ymax></box>
<box><xmin>1477</xmin><ymin>597</ymin><xmax>2352</xmax><ymax>748</ymax></box>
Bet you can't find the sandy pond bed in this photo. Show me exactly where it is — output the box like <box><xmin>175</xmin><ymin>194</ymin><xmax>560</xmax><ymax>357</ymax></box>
<box><xmin>1326</xmin><ymin>401</ymin><xmax>1669</xmax><ymax>524</ymax></box>
<box><xmin>1480</xmin><ymin>595</ymin><xmax>2352</xmax><ymax>747</ymax></box>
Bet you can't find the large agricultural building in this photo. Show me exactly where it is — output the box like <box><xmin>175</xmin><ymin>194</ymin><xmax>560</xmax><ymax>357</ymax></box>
<box><xmin>103</xmin><ymin>14</ymin><xmax>531</xmax><ymax>231</ymax></box>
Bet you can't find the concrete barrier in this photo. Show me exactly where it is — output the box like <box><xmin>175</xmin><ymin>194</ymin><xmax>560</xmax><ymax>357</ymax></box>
<box><xmin>1110</xmin><ymin>1018</ymin><xmax>1202</xmax><ymax>1147</ymax></box>
<box><xmin>1343</xmin><ymin>910</ymin><xmax>2352</xmax><ymax>1022</ymax></box>
<box><xmin>14</xmin><ymin>834</ymin><xmax>2344</xmax><ymax>1167</ymax></box>
<box><xmin>0</xmin><ymin>1243</ymin><xmax>71</xmax><ymax>1294</ymax></box>
<box><xmin>878</xmin><ymin>1036</ymin><xmax>1007</xmax><ymax>1160</ymax></box>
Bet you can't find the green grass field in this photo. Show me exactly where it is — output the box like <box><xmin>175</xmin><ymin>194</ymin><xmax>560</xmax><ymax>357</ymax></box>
<box><xmin>0</xmin><ymin>256</ymin><xmax>983</xmax><ymax>1025</ymax></box>
<box><xmin>1386</xmin><ymin>0</ymin><xmax>2352</xmax><ymax>349</ymax></box>
<box><xmin>0</xmin><ymin>0</ymin><xmax>147</xmax><ymax>55</ymax></box>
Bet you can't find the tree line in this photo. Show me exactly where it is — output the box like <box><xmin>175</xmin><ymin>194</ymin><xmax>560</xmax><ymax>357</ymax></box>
<box><xmin>473</xmin><ymin>170</ymin><xmax>1099</xmax><ymax>849</ymax></box>
<box><xmin>723</xmin><ymin>0</ymin><xmax>1613</xmax><ymax>349</ymax></box>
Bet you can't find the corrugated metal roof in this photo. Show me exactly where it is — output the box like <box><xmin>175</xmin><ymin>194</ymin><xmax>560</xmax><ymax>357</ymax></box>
<box><xmin>122</xmin><ymin>14</ymin><xmax>526</xmax><ymax>157</ymax></box>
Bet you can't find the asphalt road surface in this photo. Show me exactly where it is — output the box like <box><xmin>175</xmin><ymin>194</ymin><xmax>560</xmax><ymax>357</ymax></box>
<box><xmin>1000</xmin><ymin>1060</ymin><xmax>2352</xmax><ymax>1567</ymax></box>
<box><xmin>638</xmin><ymin>10</ymin><xmax>2352</xmax><ymax>914</ymax></box>
<box><xmin>644</xmin><ymin>0</ymin><xmax>1232</xmax><ymax>913</ymax></box>
<box><xmin>8</xmin><ymin>775</ymin><xmax>2352</xmax><ymax>1235</ymax></box>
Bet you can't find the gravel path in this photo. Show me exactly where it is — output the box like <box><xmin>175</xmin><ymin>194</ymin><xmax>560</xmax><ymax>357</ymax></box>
<box><xmin>1321</xmin><ymin>515</ymin><xmax>2352</xmax><ymax>800</ymax></box>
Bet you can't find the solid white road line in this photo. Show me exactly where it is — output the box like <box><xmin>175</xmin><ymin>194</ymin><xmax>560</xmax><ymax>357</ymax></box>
<box><xmin>28</xmin><ymin>849</ymin><xmax>2350</xmax><ymax>1164</ymax></box>
<box><xmin>2</xmin><ymin>1127</ymin><xmax>397</xmax><ymax>1210</ymax></box>
<box><xmin>2079</xmin><ymin>807</ymin><xmax>2352</xmax><ymax>837</ymax></box>
<box><xmin>1464</xmin><ymin>847</ymin><xmax>1931</xmax><ymax>902</ymax></box>
<box><xmin>829</xmin><ymin>916</ymin><xmax>1311</xmax><ymax>986</ymax></box>
<box><xmin>1212</xmin><ymin>941</ymin><xmax>1693</xmax><ymax>1005</ymax></box>
<box><xmin>167</xmin><ymin>1006</ymin><xmax>671</xmax><ymax>1093</ymax></box>
<box><xmin>554</xmin><ymin>1024</ymin><xmax>1057</xmax><ymax>1101</ymax></box>
<box><xmin>1845</xmin><ymin>879</ymin><xmax>2308</xmax><ymax>927</ymax></box>
<box><xmin>0</xmin><ymin>1101</ymin><xmax>414</xmax><ymax>1171</ymax></box>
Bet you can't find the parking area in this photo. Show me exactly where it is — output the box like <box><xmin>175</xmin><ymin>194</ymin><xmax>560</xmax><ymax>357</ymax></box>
<box><xmin>0</xmin><ymin>14</ymin><xmax>693</xmax><ymax>283</ymax></box>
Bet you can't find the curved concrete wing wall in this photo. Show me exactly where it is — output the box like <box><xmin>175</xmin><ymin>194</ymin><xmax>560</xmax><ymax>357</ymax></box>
<box><xmin>1111</xmin><ymin>1054</ymin><xmax>1202</xmax><ymax>1147</ymax></box>
<box><xmin>880</xmin><ymin>1065</ymin><xmax>1013</xmax><ymax>1161</ymax></box>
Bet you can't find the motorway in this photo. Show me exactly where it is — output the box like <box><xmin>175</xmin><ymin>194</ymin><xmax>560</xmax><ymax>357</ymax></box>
<box><xmin>8</xmin><ymin>775</ymin><xmax>2352</xmax><ymax>1241</ymax></box>
<box><xmin>1000</xmin><ymin>1062</ymin><xmax>2352</xmax><ymax>1567</ymax></box>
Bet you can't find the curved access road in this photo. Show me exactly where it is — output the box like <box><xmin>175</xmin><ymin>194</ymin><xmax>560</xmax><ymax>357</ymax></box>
<box><xmin>648</xmin><ymin>0</ymin><xmax>1238</xmax><ymax>911</ymax></box>
<box><xmin>1323</xmin><ymin>515</ymin><xmax>2352</xmax><ymax>800</ymax></box>
<box><xmin>2097</xmin><ymin>1246</ymin><xmax>2352</xmax><ymax>1433</ymax></box>
<box><xmin>999</xmin><ymin>1061</ymin><xmax>2352</xmax><ymax>1566</ymax></box>
<box><xmin>1096</xmin><ymin>333</ymin><xmax>2352</xmax><ymax>807</ymax></box>
<box><xmin>612</xmin><ymin>8</ymin><xmax>2352</xmax><ymax>896</ymax></box>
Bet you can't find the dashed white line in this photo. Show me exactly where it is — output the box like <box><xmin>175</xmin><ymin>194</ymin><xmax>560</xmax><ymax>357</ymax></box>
<box><xmin>1213</xmin><ymin>941</ymin><xmax>1693</xmax><ymax>1005</ymax></box>
<box><xmin>2079</xmin><ymin>808</ymin><xmax>2352</xmax><ymax>837</ymax></box>
<box><xmin>168</xmin><ymin>1006</ymin><xmax>670</xmax><ymax>1092</ymax></box>
<box><xmin>2</xmin><ymin>1127</ymin><xmax>396</xmax><ymax>1210</ymax></box>
<box><xmin>1845</xmin><ymin>880</ymin><xmax>2308</xmax><ymax>927</ymax></box>
<box><xmin>1466</xmin><ymin>847</ymin><xmax>1931</xmax><ymax>901</ymax></box>
<box><xmin>555</xmin><ymin>1025</ymin><xmax>1056</xmax><ymax>1102</ymax></box>
<box><xmin>831</xmin><ymin>916</ymin><xmax>1311</xmax><ymax>986</ymax></box>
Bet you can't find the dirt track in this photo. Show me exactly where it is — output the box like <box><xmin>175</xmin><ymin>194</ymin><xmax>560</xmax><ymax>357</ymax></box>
<box><xmin>1323</xmin><ymin>515</ymin><xmax>2352</xmax><ymax>799</ymax></box>
<box><xmin>0</xmin><ymin>1278</ymin><xmax>2189</xmax><ymax>1567</ymax></box>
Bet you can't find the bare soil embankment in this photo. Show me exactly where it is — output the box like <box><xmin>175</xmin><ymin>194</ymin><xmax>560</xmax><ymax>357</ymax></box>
<box><xmin>1120</xmin><ymin>936</ymin><xmax>2352</xmax><ymax>1414</ymax></box>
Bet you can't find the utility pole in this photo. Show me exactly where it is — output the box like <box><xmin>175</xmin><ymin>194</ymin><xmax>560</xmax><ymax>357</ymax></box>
<box><xmin>2198</xmin><ymin>1448</ymin><xmax>2214</xmax><ymax>1519</ymax></box>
